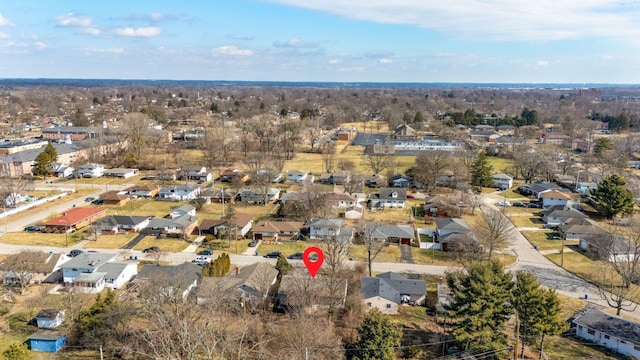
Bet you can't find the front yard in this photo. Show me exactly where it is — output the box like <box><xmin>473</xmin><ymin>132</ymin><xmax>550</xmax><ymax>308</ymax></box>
<box><xmin>521</xmin><ymin>230</ymin><xmax>578</xmax><ymax>251</ymax></box>
<box><xmin>132</xmin><ymin>236</ymin><xmax>190</xmax><ymax>252</ymax></box>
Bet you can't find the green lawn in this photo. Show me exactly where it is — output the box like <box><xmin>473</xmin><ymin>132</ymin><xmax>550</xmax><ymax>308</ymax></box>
<box><xmin>107</xmin><ymin>199</ymin><xmax>189</xmax><ymax>218</ymax></box>
<box><xmin>200</xmin><ymin>238</ymin><xmax>250</xmax><ymax>254</ymax></box>
<box><xmin>132</xmin><ymin>236</ymin><xmax>190</xmax><ymax>252</ymax></box>
<box><xmin>487</xmin><ymin>156</ymin><xmax>516</xmax><ymax>174</ymax></box>
<box><xmin>546</xmin><ymin>251</ymin><xmax>601</xmax><ymax>283</ymax></box>
<box><xmin>509</xmin><ymin>215</ymin><xmax>543</xmax><ymax>228</ymax></box>
<box><xmin>88</xmin><ymin>233</ymin><xmax>137</xmax><ymax>249</ymax></box>
<box><xmin>348</xmin><ymin>244</ymin><xmax>403</xmax><ymax>263</ymax></box>
<box><xmin>1</xmin><ymin>231</ymin><xmax>82</xmax><ymax>247</ymax></box>
<box><xmin>199</xmin><ymin>202</ymin><xmax>277</xmax><ymax>221</ymax></box>
<box><xmin>521</xmin><ymin>230</ymin><xmax>577</xmax><ymax>251</ymax></box>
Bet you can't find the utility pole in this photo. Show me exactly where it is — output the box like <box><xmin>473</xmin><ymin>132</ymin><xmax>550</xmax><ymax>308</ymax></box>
<box><xmin>99</xmin><ymin>345</ymin><xmax>104</xmax><ymax>360</ymax></box>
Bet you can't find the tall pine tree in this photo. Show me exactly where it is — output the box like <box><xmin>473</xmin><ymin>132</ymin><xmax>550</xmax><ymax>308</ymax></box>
<box><xmin>351</xmin><ymin>308</ymin><xmax>403</xmax><ymax>360</ymax></box>
<box><xmin>32</xmin><ymin>142</ymin><xmax>58</xmax><ymax>178</ymax></box>
<box><xmin>445</xmin><ymin>261</ymin><xmax>513</xmax><ymax>359</ymax></box>
<box><xmin>471</xmin><ymin>150</ymin><xmax>493</xmax><ymax>188</ymax></box>
<box><xmin>591</xmin><ymin>174</ymin><xmax>634</xmax><ymax>219</ymax></box>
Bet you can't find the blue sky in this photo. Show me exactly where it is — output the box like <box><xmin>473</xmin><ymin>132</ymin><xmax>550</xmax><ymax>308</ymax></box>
<box><xmin>0</xmin><ymin>0</ymin><xmax>638</xmax><ymax>83</ymax></box>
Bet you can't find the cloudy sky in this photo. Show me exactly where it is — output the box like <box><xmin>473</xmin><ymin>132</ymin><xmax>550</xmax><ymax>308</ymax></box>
<box><xmin>0</xmin><ymin>0</ymin><xmax>638</xmax><ymax>83</ymax></box>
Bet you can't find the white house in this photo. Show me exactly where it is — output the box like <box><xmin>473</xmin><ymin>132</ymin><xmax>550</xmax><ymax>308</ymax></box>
<box><xmin>492</xmin><ymin>173</ymin><xmax>513</xmax><ymax>190</ymax></box>
<box><xmin>285</xmin><ymin>169</ymin><xmax>310</xmax><ymax>183</ymax></box>
<box><xmin>61</xmin><ymin>253</ymin><xmax>137</xmax><ymax>293</ymax></box>
<box><xmin>169</xmin><ymin>204</ymin><xmax>196</xmax><ymax>219</ymax></box>
<box><xmin>361</xmin><ymin>272</ymin><xmax>426</xmax><ymax>315</ymax></box>
<box><xmin>76</xmin><ymin>163</ymin><xmax>104</xmax><ymax>178</ymax></box>
<box><xmin>158</xmin><ymin>184</ymin><xmax>201</xmax><ymax>201</ymax></box>
<box><xmin>36</xmin><ymin>309</ymin><xmax>65</xmax><ymax>329</ymax></box>
<box><xmin>370</xmin><ymin>188</ymin><xmax>407</xmax><ymax>209</ymax></box>
<box><xmin>309</xmin><ymin>218</ymin><xmax>344</xmax><ymax>239</ymax></box>
<box><xmin>573</xmin><ymin>308</ymin><xmax>640</xmax><ymax>359</ymax></box>
<box><xmin>576</xmin><ymin>182</ymin><xmax>598</xmax><ymax>195</ymax></box>
<box><xmin>539</xmin><ymin>190</ymin><xmax>577</xmax><ymax>208</ymax></box>
<box><xmin>103</xmin><ymin>168</ymin><xmax>138</xmax><ymax>179</ymax></box>
<box><xmin>50</xmin><ymin>163</ymin><xmax>74</xmax><ymax>178</ymax></box>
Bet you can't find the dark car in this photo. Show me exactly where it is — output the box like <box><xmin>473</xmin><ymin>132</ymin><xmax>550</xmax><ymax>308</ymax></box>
<box><xmin>287</xmin><ymin>252</ymin><xmax>303</xmax><ymax>260</ymax></box>
<box><xmin>198</xmin><ymin>249</ymin><xmax>213</xmax><ymax>256</ymax></box>
<box><xmin>512</xmin><ymin>202</ymin><xmax>525</xmax><ymax>207</ymax></box>
<box><xmin>84</xmin><ymin>197</ymin><xmax>95</xmax><ymax>202</ymax></box>
<box><xmin>527</xmin><ymin>203</ymin><xmax>541</xmax><ymax>208</ymax></box>
<box><xmin>91</xmin><ymin>199</ymin><xmax>104</xmax><ymax>205</ymax></box>
<box><xmin>24</xmin><ymin>225</ymin><xmax>40</xmax><ymax>232</ymax></box>
<box><xmin>69</xmin><ymin>249</ymin><xmax>84</xmax><ymax>257</ymax></box>
<box><xmin>248</xmin><ymin>240</ymin><xmax>258</xmax><ymax>247</ymax></box>
<box><xmin>142</xmin><ymin>246</ymin><xmax>160</xmax><ymax>253</ymax></box>
<box><xmin>264</xmin><ymin>251</ymin><xmax>282</xmax><ymax>259</ymax></box>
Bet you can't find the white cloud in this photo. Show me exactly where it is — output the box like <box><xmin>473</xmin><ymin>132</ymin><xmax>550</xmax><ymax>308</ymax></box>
<box><xmin>273</xmin><ymin>38</ymin><xmax>319</xmax><ymax>48</ymax></box>
<box><xmin>113</xmin><ymin>27</ymin><xmax>161</xmax><ymax>37</ymax></box>
<box><xmin>0</xmin><ymin>31</ymin><xmax>9</xmax><ymax>39</ymax></box>
<box><xmin>328</xmin><ymin>58</ymin><xmax>342</xmax><ymax>64</ymax></box>
<box><xmin>337</xmin><ymin>66</ymin><xmax>366</xmax><ymax>72</ymax></box>
<box><xmin>34</xmin><ymin>42</ymin><xmax>46</xmax><ymax>49</ymax></box>
<box><xmin>211</xmin><ymin>45</ymin><xmax>253</xmax><ymax>56</ymax></box>
<box><xmin>379</xmin><ymin>58</ymin><xmax>393</xmax><ymax>64</ymax></box>
<box><xmin>536</xmin><ymin>60</ymin><xmax>549</xmax><ymax>67</ymax></box>
<box><xmin>0</xmin><ymin>13</ymin><xmax>14</xmax><ymax>26</ymax></box>
<box><xmin>265</xmin><ymin>0</ymin><xmax>640</xmax><ymax>42</ymax></box>
<box><xmin>89</xmin><ymin>48</ymin><xmax>124</xmax><ymax>54</ymax></box>
<box><xmin>601</xmin><ymin>55</ymin><xmax>615</xmax><ymax>61</ymax></box>
<box><xmin>55</xmin><ymin>13</ymin><xmax>92</xmax><ymax>27</ymax></box>
<box><xmin>80</xmin><ymin>27</ymin><xmax>101</xmax><ymax>36</ymax></box>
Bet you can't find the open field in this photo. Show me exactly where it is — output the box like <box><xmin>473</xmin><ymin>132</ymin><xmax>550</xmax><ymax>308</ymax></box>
<box><xmin>132</xmin><ymin>236</ymin><xmax>190</xmax><ymax>252</ymax></box>
<box><xmin>0</xmin><ymin>230</ymin><xmax>81</xmax><ymax>247</ymax></box>
<box><xmin>486</xmin><ymin>156</ymin><xmax>516</xmax><ymax>174</ymax></box>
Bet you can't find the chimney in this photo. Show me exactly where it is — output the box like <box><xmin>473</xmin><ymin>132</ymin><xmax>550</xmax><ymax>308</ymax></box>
<box><xmin>235</xmin><ymin>266</ymin><xmax>240</xmax><ymax>276</ymax></box>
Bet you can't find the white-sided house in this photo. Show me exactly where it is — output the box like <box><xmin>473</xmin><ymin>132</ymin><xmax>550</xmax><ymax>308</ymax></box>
<box><xmin>51</xmin><ymin>163</ymin><xmax>74</xmax><ymax>178</ymax></box>
<box><xmin>36</xmin><ymin>309</ymin><xmax>65</xmax><ymax>329</ymax></box>
<box><xmin>170</xmin><ymin>204</ymin><xmax>196</xmax><ymax>219</ymax></box>
<box><xmin>492</xmin><ymin>173</ymin><xmax>513</xmax><ymax>190</ymax></box>
<box><xmin>285</xmin><ymin>169</ymin><xmax>310</xmax><ymax>183</ymax></box>
<box><xmin>370</xmin><ymin>188</ymin><xmax>407</xmax><ymax>209</ymax></box>
<box><xmin>344</xmin><ymin>206</ymin><xmax>364</xmax><ymax>220</ymax></box>
<box><xmin>61</xmin><ymin>253</ymin><xmax>137</xmax><ymax>293</ymax></box>
<box><xmin>76</xmin><ymin>163</ymin><xmax>104</xmax><ymax>178</ymax></box>
<box><xmin>158</xmin><ymin>184</ymin><xmax>201</xmax><ymax>201</ymax></box>
<box><xmin>539</xmin><ymin>190</ymin><xmax>578</xmax><ymax>208</ymax></box>
<box><xmin>573</xmin><ymin>307</ymin><xmax>640</xmax><ymax>359</ymax></box>
<box><xmin>579</xmin><ymin>235</ymin><xmax>637</xmax><ymax>263</ymax></box>
<box><xmin>361</xmin><ymin>272</ymin><xmax>426</xmax><ymax>315</ymax></box>
<box><xmin>576</xmin><ymin>182</ymin><xmax>598</xmax><ymax>195</ymax></box>
<box><xmin>103</xmin><ymin>168</ymin><xmax>138</xmax><ymax>179</ymax></box>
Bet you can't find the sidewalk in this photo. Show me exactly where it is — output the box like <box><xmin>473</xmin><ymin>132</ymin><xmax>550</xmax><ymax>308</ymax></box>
<box><xmin>242</xmin><ymin>240</ymin><xmax>260</xmax><ymax>256</ymax></box>
<box><xmin>182</xmin><ymin>236</ymin><xmax>205</xmax><ymax>253</ymax></box>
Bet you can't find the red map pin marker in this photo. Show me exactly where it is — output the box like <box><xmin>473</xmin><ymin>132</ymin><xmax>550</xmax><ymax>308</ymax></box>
<box><xmin>303</xmin><ymin>246</ymin><xmax>324</xmax><ymax>278</ymax></box>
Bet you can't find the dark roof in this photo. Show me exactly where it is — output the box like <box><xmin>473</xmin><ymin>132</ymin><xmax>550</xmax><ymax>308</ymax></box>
<box><xmin>376</xmin><ymin>187</ymin><xmax>407</xmax><ymax>201</ymax></box>
<box><xmin>544</xmin><ymin>208</ymin><xmax>587</xmax><ymax>219</ymax></box>
<box><xmin>365</xmin><ymin>224</ymin><xmax>415</xmax><ymax>239</ymax></box>
<box><xmin>361</xmin><ymin>272</ymin><xmax>426</xmax><ymax>303</ymax></box>
<box><xmin>435</xmin><ymin>217</ymin><xmax>471</xmax><ymax>232</ymax></box>
<box><xmin>136</xmin><ymin>262</ymin><xmax>200</xmax><ymax>290</ymax></box>
<box><xmin>523</xmin><ymin>182</ymin><xmax>563</xmax><ymax>194</ymax></box>
<box><xmin>36</xmin><ymin>309</ymin><xmax>63</xmax><ymax>319</ymax></box>
<box><xmin>573</xmin><ymin>307</ymin><xmax>640</xmax><ymax>344</ymax></box>
<box><xmin>29</xmin><ymin>329</ymin><xmax>66</xmax><ymax>341</ymax></box>
<box><xmin>42</xmin><ymin>126</ymin><xmax>99</xmax><ymax>134</ymax></box>
<box><xmin>0</xmin><ymin>251</ymin><xmax>66</xmax><ymax>273</ymax></box>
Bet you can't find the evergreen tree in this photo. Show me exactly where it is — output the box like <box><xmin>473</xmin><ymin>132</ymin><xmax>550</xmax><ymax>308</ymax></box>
<box><xmin>275</xmin><ymin>255</ymin><xmax>292</xmax><ymax>277</ymax></box>
<box><xmin>593</xmin><ymin>137</ymin><xmax>612</xmax><ymax>156</ymax></box>
<box><xmin>2</xmin><ymin>343</ymin><xmax>32</xmax><ymax>360</ymax></box>
<box><xmin>445</xmin><ymin>261</ymin><xmax>514</xmax><ymax>359</ymax></box>
<box><xmin>31</xmin><ymin>142</ymin><xmax>58</xmax><ymax>178</ymax></box>
<box><xmin>470</xmin><ymin>151</ymin><xmax>493</xmax><ymax>187</ymax></box>
<box><xmin>512</xmin><ymin>271</ymin><xmax>545</xmax><ymax>358</ymax></box>
<box><xmin>350</xmin><ymin>308</ymin><xmax>403</xmax><ymax>360</ymax></box>
<box><xmin>44</xmin><ymin>142</ymin><xmax>58</xmax><ymax>161</ymax></box>
<box><xmin>591</xmin><ymin>174</ymin><xmax>634</xmax><ymax>219</ymax></box>
<box><xmin>533</xmin><ymin>288</ymin><xmax>567</xmax><ymax>359</ymax></box>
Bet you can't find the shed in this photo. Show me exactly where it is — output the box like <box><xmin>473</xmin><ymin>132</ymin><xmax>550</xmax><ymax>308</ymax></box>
<box><xmin>36</xmin><ymin>309</ymin><xmax>65</xmax><ymax>329</ymax></box>
<box><xmin>29</xmin><ymin>330</ymin><xmax>67</xmax><ymax>352</ymax></box>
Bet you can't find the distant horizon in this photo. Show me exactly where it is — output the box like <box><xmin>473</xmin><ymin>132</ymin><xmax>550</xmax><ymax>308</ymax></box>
<box><xmin>1</xmin><ymin>78</ymin><xmax>639</xmax><ymax>89</ymax></box>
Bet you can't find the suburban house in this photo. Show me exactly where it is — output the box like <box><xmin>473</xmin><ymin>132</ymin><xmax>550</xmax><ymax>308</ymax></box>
<box><xmin>434</xmin><ymin>217</ymin><xmax>476</xmax><ymax>251</ymax></box>
<box><xmin>353</xmin><ymin>173</ymin><xmax>387</xmax><ymax>188</ymax></box>
<box><xmin>325</xmin><ymin>192</ymin><xmax>358</xmax><ymax>208</ymax></box>
<box><xmin>103</xmin><ymin>168</ymin><xmax>138</xmax><ymax>179</ymax></box>
<box><xmin>169</xmin><ymin>204</ymin><xmax>196</xmax><ymax>219</ymax></box>
<box><xmin>364</xmin><ymin>224</ymin><xmax>415</xmax><ymax>245</ymax></box>
<box><xmin>61</xmin><ymin>253</ymin><xmax>137</xmax><ymax>293</ymax></box>
<box><xmin>276</xmin><ymin>268</ymin><xmax>348</xmax><ymax>313</ymax></box>
<box><xmin>0</xmin><ymin>251</ymin><xmax>69</xmax><ymax>285</ymax></box>
<box><xmin>319</xmin><ymin>170</ymin><xmax>351</xmax><ymax>185</ymax></box>
<box><xmin>539</xmin><ymin>190</ymin><xmax>579</xmax><ymax>208</ymax></box>
<box><xmin>197</xmin><ymin>262</ymin><xmax>278</xmax><ymax>310</ymax></box>
<box><xmin>220</xmin><ymin>168</ymin><xmax>248</xmax><ymax>183</ymax></box>
<box><xmin>43</xmin><ymin>207</ymin><xmax>106</xmax><ymax>233</ymax></box>
<box><xmin>543</xmin><ymin>207</ymin><xmax>588</xmax><ymax>226</ymax></box>
<box><xmin>572</xmin><ymin>307</ymin><xmax>640</xmax><ymax>359</ymax></box>
<box><xmin>370</xmin><ymin>188</ymin><xmax>407</xmax><ymax>209</ymax></box>
<box><xmin>158</xmin><ymin>184</ymin><xmax>201</xmax><ymax>201</ymax></box>
<box><xmin>285</xmin><ymin>169</ymin><xmax>311</xmax><ymax>183</ymax></box>
<box><xmin>576</xmin><ymin>182</ymin><xmax>598</xmax><ymax>195</ymax></box>
<box><xmin>255</xmin><ymin>167</ymin><xmax>283</xmax><ymax>183</ymax></box>
<box><xmin>134</xmin><ymin>262</ymin><xmax>201</xmax><ymax>302</ymax></box>
<box><xmin>251</xmin><ymin>221</ymin><xmax>304</xmax><ymax>243</ymax></box>
<box><xmin>560</xmin><ymin>223</ymin><xmax>606</xmax><ymax>240</ymax></box>
<box><xmin>308</xmin><ymin>218</ymin><xmax>355</xmax><ymax>244</ymax></box>
<box><xmin>199</xmin><ymin>213</ymin><xmax>253</xmax><ymax>237</ymax></box>
<box><xmin>29</xmin><ymin>330</ymin><xmax>67</xmax><ymax>353</ymax></box>
<box><xmin>99</xmin><ymin>191</ymin><xmax>130</xmax><ymax>206</ymax></box>
<box><xmin>579</xmin><ymin>235</ymin><xmax>637</xmax><ymax>262</ymax></box>
<box><xmin>143</xmin><ymin>214</ymin><xmax>199</xmax><ymax>238</ymax></box>
<box><xmin>76</xmin><ymin>163</ymin><xmax>104</xmax><ymax>178</ymax></box>
<box><xmin>92</xmin><ymin>215</ymin><xmax>153</xmax><ymax>234</ymax></box>
<box><xmin>390</xmin><ymin>174</ymin><xmax>413</xmax><ymax>188</ymax></box>
<box><xmin>125</xmin><ymin>184</ymin><xmax>160</xmax><ymax>198</ymax></box>
<box><xmin>50</xmin><ymin>163</ymin><xmax>74</xmax><ymax>178</ymax></box>
<box><xmin>180</xmin><ymin>166</ymin><xmax>211</xmax><ymax>182</ymax></box>
<box><xmin>361</xmin><ymin>272</ymin><xmax>427</xmax><ymax>315</ymax></box>
<box><xmin>519</xmin><ymin>182</ymin><xmax>564</xmax><ymax>198</ymax></box>
<box><xmin>492</xmin><ymin>173</ymin><xmax>513</xmax><ymax>190</ymax></box>
<box><xmin>240</xmin><ymin>187</ymin><xmax>281</xmax><ymax>205</ymax></box>
<box><xmin>36</xmin><ymin>309</ymin><xmax>65</xmax><ymax>329</ymax></box>
<box><xmin>200</xmin><ymin>188</ymin><xmax>238</xmax><ymax>204</ymax></box>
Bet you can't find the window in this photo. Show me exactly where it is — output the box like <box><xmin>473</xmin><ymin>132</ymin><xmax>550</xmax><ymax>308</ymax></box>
<box><xmin>367</xmin><ymin>302</ymin><xmax>372</xmax><ymax>307</ymax></box>
<box><xmin>386</xmin><ymin>304</ymin><xmax>391</xmax><ymax>308</ymax></box>
<box><xmin>604</xmin><ymin>335</ymin><xmax>610</xmax><ymax>339</ymax></box>
<box><xmin>587</xmin><ymin>329</ymin><xmax>595</xmax><ymax>335</ymax></box>
<box><xmin>633</xmin><ymin>345</ymin><xmax>640</xmax><ymax>351</ymax></box>
<box><xmin>621</xmin><ymin>340</ymin><xmax>626</xmax><ymax>344</ymax></box>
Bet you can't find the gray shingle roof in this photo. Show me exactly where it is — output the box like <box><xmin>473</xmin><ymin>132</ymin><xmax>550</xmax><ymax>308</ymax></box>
<box><xmin>435</xmin><ymin>217</ymin><xmax>471</xmax><ymax>232</ymax></box>
<box><xmin>573</xmin><ymin>307</ymin><xmax>640</xmax><ymax>344</ymax></box>
<box><xmin>361</xmin><ymin>272</ymin><xmax>426</xmax><ymax>303</ymax></box>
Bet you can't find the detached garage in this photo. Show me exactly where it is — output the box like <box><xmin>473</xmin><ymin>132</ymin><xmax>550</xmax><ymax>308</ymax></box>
<box><xmin>29</xmin><ymin>330</ymin><xmax>67</xmax><ymax>352</ymax></box>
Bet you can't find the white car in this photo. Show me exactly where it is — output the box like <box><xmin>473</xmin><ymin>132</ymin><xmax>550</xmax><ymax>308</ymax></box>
<box><xmin>192</xmin><ymin>255</ymin><xmax>211</xmax><ymax>263</ymax></box>
<box><xmin>495</xmin><ymin>201</ymin><xmax>511</xmax><ymax>207</ymax></box>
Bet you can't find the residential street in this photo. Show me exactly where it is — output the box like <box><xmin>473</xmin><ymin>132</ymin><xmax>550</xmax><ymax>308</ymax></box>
<box><xmin>0</xmin><ymin>184</ymin><xmax>638</xmax><ymax>320</ymax></box>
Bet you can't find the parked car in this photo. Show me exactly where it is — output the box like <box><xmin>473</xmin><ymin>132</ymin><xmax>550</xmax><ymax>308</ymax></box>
<box><xmin>495</xmin><ymin>201</ymin><xmax>511</xmax><ymax>207</ymax></box>
<box><xmin>143</xmin><ymin>246</ymin><xmax>160</xmax><ymax>253</ymax></box>
<box><xmin>84</xmin><ymin>197</ymin><xmax>95</xmax><ymax>202</ymax></box>
<box><xmin>91</xmin><ymin>199</ymin><xmax>104</xmax><ymax>205</ymax></box>
<box><xmin>24</xmin><ymin>225</ymin><xmax>40</xmax><ymax>232</ymax></box>
<box><xmin>69</xmin><ymin>249</ymin><xmax>84</xmax><ymax>257</ymax></box>
<box><xmin>512</xmin><ymin>202</ymin><xmax>525</xmax><ymax>207</ymax></box>
<box><xmin>248</xmin><ymin>240</ymin><xmax>258</xmax><ymax>247</ymax></box>
<box><xmin>264</xmin><ymin>251</ymin><xmax>282</xmax><ymax>259</ymax></box>
<box><xmin>287</xmin><ymin>252</ymin><xmax>303</xmax><ymax>260</ymax></box>
<box><xmin>192</xmin><ymin>255</ymin><xmax>211</xmax><ymax>263</ymax></box>
<box><xmin>527</xmin><ymin>203</ymin><xmax>541</xmax><ymax>208</ymax></box>
<box><xmin>198</xmin><ymin>249</ymin><xmax>213</xmax><ymax>255</ymax></box>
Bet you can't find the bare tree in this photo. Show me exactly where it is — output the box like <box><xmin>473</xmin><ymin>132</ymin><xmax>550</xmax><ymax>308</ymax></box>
<box><xmin>320</xmin><ymin>236</ymin><xmax>350</xmax><ymax>317</ymax></box>
<box><xmin>363</xmin><ymin>153</ymin><xmax>396</xmax><ymax>176</ymax></box>
<box><xmin>512</xmin><ymin>146</ymin><xmax>548</xmax><ymax>183</ymax></box>
<box><xmin>474</xmin><ymin>208</ymin><xmax>511</xmax><ymax>260</ymax></box>
<box><xmin>598</xmin><ymin>266</ymin><xmax>640</xmax><ymax>316</ymax></box>
<box><xmin>412</xmin><ymin>150</ymin><xmax>451</xmax><ymax>195</ymax></box>
<box><xmin>306</xmin><ymin>125</ymin><xmax>324</xmax><ymax>152</ymax></box>
<box><xmin>361</xmin><ymin>222</ymin><xmax>387</xmax><ymax>277</ymax></box>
